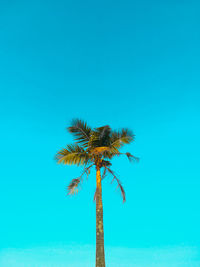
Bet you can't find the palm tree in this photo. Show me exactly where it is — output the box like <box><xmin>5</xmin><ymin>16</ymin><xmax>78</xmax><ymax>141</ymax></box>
<box><xmin>55</xmin><ymin>119</ymin><xmax>138</xmax><ymax>267</ymax></box>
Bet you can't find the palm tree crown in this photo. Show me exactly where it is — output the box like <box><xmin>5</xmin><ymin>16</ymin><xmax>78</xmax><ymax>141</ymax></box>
<box><xmin>55</xmin><ymin>119</ymin><xmax>138</xmax><ymax>201</ymax></box>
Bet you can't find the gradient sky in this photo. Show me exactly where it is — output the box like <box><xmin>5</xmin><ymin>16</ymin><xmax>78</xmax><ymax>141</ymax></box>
<box><xmin>0</xmin><ymin>0</ymin><xmax>200</xmax><ymax>266</ymax></box>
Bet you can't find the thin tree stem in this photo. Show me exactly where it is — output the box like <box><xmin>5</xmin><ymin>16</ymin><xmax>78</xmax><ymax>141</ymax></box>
<box><xmin>95</xmin><ymin>165</ymin><xmax>106</xmax><ymax>267</ymax></box>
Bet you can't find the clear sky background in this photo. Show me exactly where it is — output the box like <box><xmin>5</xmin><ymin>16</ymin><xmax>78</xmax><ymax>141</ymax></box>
<box><xmin>0</xmin><ymin>0</ymin><xmax>200</xmax><ymax>266</ymax></box>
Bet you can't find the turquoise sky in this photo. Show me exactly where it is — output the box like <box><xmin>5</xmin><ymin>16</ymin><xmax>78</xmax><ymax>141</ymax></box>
<box><xmin>0</xmin><ymin>0</ymin><xmax>200</xmax><ymax>266</ymax></box>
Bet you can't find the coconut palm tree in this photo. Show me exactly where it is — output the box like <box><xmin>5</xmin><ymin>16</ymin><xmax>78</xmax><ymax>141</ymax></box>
<box><xmin>55</xmin><ymin>119</ymin><xmax>138</xmax><ymax>267</ymax></box>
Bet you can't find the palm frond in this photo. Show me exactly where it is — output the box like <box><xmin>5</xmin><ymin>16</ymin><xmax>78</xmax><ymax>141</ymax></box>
<box><xmin>93</xmin><ymin>189</ymin><xmax>97</xmax><ymax>202</ymax></box>
<box><xmin>67</xmin><ymin>119</ymin><xmax>92</xmax><ymax>148</ymax></box>
<box><xmin>117</xmin><ymin>182</ymin><xmax>126</xmax><ymax>203</ymax></box>
<box><xmin>82</xmin><ymin>164</ymin><xmax>94</xmax><ymax>179</ymax></box>
<box><xmin>100</xmin><ymin>160</ymin><xmax>112</xmax><ymax>168</ymax></box>
<box><xmin>86</xmin><ymin>167</ymin><xmax>91</xmax><ymax>179</ymax></box>
<box><xmin>125</xmin><ymin>152</ymin><xmax>139</xmax><ymax>163</ymax></box>
<box><xmin>97</xmin><ymin>126</ymin><xmax>111</xmax><ymax>145</ymax></box>
<box><xmin>55</xmin><ymin>144</ymin><xmax>91</xmax><ymax>166</ymax></box>
<box><xmin>88</xmin><ymin>125</ymin><xmax>111</xmax><ymax>149</ymax></box>
<box><xmin>112</xmin><ymin>152</ymin><xmax>139</xmax><ymax>163</ymax></box>
<box><xmin>104</xmin><ymin>167</ymin><xmax>126</xmax><ymax>203</ymax></box>
<box><xmin>101</xmin><ymin>167</ymin><xmax>107</xmax><ymax>180</ymax></box>
<box><xmin>110</xmin><ymin>128</ymin><xmax>135</xmax><ymax>152</ymax></box>
<box><xmin>105</xmin><ymin>167</ymin><xmax>116</xmax><ymax>182</ymax></box>
<box><xmin>67</xmin><ymin>164</ymin><xmax>94</xmax><ymax>195</ymax></box>
<box><xmin>100</xmin><ymin>149</ymin><xmax>118</xmax><ymax>160</ymax></box>
<box><xmin>67</xmin><ymin>178</ymin><xmax>81</xmax><ymax>195</ymax></box>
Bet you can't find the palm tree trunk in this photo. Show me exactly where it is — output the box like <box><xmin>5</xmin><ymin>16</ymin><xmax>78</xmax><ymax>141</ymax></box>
<box><xmin>95</xmin><ymin>165</ymin><xmax>106</xmax><ymax>267</ymax></box>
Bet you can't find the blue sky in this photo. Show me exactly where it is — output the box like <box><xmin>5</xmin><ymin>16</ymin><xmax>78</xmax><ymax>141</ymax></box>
<box><xmin>0</xmin><ymin>0</ymin><xmax>200</xmax><ymax>266</ymax></box>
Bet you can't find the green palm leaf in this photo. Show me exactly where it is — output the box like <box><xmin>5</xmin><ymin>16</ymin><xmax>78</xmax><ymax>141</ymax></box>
<box><xmin>110</xmin><ymin>129</ymin><xmax>135</xmax><ymax>152</ymax></box>
<box><xmin>88</xmin><ymin>125</ymin><xmax>111</xmax><ymax>149</ymax></box>
<box><xmin>67</xmin><ymin>119</ymin><xmax>92</xmax><ymax>148</ymax></box>
<box><xmin>55</xmin><ymin>144</ymin><xmax>91</xmax><ymax>166</ymax></box>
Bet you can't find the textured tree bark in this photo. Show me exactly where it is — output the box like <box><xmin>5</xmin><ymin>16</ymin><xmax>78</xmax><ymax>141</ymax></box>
<box><xmin>95</xmin><ymin>166</ymin><xmax>106</xmax><ymax>267</ymax></box>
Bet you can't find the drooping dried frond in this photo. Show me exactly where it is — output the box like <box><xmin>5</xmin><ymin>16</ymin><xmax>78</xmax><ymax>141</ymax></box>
<box><xmin>101</xmin><ymin>160</ymin><xmax>112</xmax><ymax>180</ymax></box>
<box><xmin>101</xmin><ymin>167</ymin><xmax>107</xmax><ymax>180</ymax></box>
<box><xmin>67</xmin><ymin>119</ymin><xmax>92</xmax><ymax>148</ymax></box>
<box><xmin>81</xmin><ymin>164</ymin><xmax>94</xmax><ymax>179</ymax></box>
<box><xmin>104</xmin><ymin>167</ymin><xmax>126</xmax><ymax>203</ymax></box>
<box><xmin>117</xmin><ymin>182</ymin><xmax>126</xmax><ymax>203</ymax></box>
<box><xmin>105</xmin><ymin>167</ymin><xmax>116</xmax><ymax>181</ymax></box>
<box><xmin>67</xmin><ymin>178</ymin><xmax>81</xmax><ymax>195</ymax></box>
<box><xmin>86</xmin><ymin>167</ymin><xmax>91</xmax><ymax>179</ymax></box>
<box><xmin>125</xmin><ymin>152</ymin><xmax>140</xmax><ymax>163</ymax></box>
<box><xmin>55</xmin><ymin>144</ymin><xmax>91</xmax><ymax>166</ymax></box>
<box><xmin>67</xmin><ymin>164</ymin><xmax>94</xmax><ymax>195</ymax></box>
<box><xmin>93</xmin><ymin>188</ymin><xmax>97</xmax><ymax>202</ymax></box>
<box><xmin>112</xmin><ymin>151</ymin><xmax>139</xmax><ymax>163</ymax></box>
